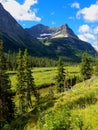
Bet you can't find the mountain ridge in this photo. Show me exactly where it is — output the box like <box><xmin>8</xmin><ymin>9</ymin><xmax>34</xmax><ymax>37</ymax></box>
<box><xmin>0</xmin><ymin>3</ymin><xmax>49</xmax><ymax>56</ymax></box>
<box><xmin>0</xmin><ymin>3</ymin><xmax>97</xmax><ymax>62</ymax></box>
<box><xmin>25</xmin><ymin>23</ymin><xmax>78</xmax><ymax>39</ymax></box>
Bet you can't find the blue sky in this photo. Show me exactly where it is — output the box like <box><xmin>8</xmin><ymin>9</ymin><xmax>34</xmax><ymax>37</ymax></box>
<box><xmin>0</xmin><ymin>0</ymin><xmax>98</xmax><ymax>49</ymax></box>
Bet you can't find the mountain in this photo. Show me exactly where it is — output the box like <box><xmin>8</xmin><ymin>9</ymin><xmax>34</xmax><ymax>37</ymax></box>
<box><xmin>0</xmin><ymin>3</ymin><xmax>96</xmax><ymax>62</ymax></box>
<box><xmin>26</xmin><ymin>24</ymin><xmax>96</xmax><ymax>62</ymax></box>
<box><xmin>43</xmin><ymin>37</ymin><xmax>96</xmax><ymax>62</ymax></box>
<box><xmin>0</xmin><ymin>3</ymin><xmax>49</xmax><ymax>56</ymax></box>
<box><xmin>25</xmin><ymin>24</ymin><xmax>78</xmax><ymax>39</ymax></box>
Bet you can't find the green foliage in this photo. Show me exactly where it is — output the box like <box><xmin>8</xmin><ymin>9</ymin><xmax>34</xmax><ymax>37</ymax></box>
<box><xmin>38</xmin><ymin>77</ymin><xmax>98</xmax><ymax>130</ymax></box>
<box><xmin>0</xmin><ymin>40</ymin><xmax>14</xmax><ymax>128</ymax></box>
<box><xmin>5</xmin><ymin>52</ymin><xmax>58</xmax><ymax>70</ymax></box>
<box><xmin>16</xmin><ymin>49</ymin><xmax>39</xmax><ymax>114</ymax></box>
<box><xmin>23</xmin><ymin>49</ymin><xmax>39</xmax><ymax>106</ymax></box>
<box><xmin>95</xmin><ymin>55</ymin><xmax>98</xmax><ymax>76</ymax></box>
<box><xmin>38</xmin><ymin>108</ymin><xmax>71</xmax><ymax>130</ymax></box>
<box><xmin>81</xmin><ymin>52</ymin><xmax>93</xmax><ymax>80</ymax></box>
<box><xmin>16</xmin><ymin>49</ymin><xmax>26</xmax><ymax>113</ymax></box>
<box><xmin>30</xmin><ymin>56</ymin><xmax>57</xmax><ymax>67</ymax></box>
<box><xmin>3</xmin><ymin>65</ymin><xmax>98</xmax><ymax>130</ymax></box>
<box><xmin>56</xmin><ymin>57</ymin><xmax>65</xmax><ymax>92</ymax></box>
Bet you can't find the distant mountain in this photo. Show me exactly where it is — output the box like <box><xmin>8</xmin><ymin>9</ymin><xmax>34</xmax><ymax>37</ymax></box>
<box><xmin>26</xmin><ymin>23</ymin><xmax>96</xmax><ymax>61</ymax></box>
<box><xmin>25</xmin><ymin>24</ymin><xmax>78</xmax><ymax>39</ymax></box>
<box><xmin>0</xmin><ymin>3</ymin><xmax>49</xmax><ymax>56</ymax></box>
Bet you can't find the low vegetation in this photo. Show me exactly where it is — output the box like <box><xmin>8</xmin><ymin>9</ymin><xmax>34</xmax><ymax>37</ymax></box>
<box><xmin>3</xmin><ymin>77</ymin><xmax>98</xmax><ymax>130</ymax></box>
<box><xmin>1</xmin><ymin>40</ymin><xmax>98</xmax><ymax>130</ymax></box>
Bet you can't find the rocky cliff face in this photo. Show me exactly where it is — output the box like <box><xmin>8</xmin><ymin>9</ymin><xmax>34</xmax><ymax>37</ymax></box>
<box><xmin>25</xmin><ymin>24</ymin><xmax>78</xmax><ymax>39</ymax></box>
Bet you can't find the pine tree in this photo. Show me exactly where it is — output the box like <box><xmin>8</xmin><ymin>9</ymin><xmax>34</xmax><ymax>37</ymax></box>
<box><xmin>81</xmin><ymin>52</ymin><xmax>93</xmax><ymax>80</ymax></box>
<box><xmin>23</xmin><ymin>49</ymin><xmax>38</xmax><ymax>108</ymax></box>
<box><xmin>16</xmin><ymin>49</ymin><xmax>39</xmax><ymax>113</ymax></box>
<box><xmin>56</xmin><ymin>57</ymin><xmax>65</xmax><ymax>93</ymax></box>
<box><xmin>95</xmin><ymin>55</ymin><xmax>98</xmax><ymax>76</ymax></box>
<box><xmin>16</xmin><ymin>49</ymin><xmax>26</xmax><ymax>113</ymax></box>
<box><xmin>0</xmin><ymin>40</ymin><xmax>14</xmax><ymax>128</ymax></box>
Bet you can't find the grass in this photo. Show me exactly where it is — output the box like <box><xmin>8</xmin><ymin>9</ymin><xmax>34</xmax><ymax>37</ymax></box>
<box><xmin>8</xmin><ymin>65</ymin><xmax>98</xmax><ymax>130</ymax></box>
<box><xmin>9</xmin><ymin>65</ymin><xmax>80</xmax><ymax>90</ymax></box>
<box><xmin>37</xmin><ymin>77</ymin><xmax>98</xmax><ymax>130</ymax></box>
<box><xmin>8</xmin><ymin>75</ymin><xmax>98</xmax><ymax>130</ymax></box>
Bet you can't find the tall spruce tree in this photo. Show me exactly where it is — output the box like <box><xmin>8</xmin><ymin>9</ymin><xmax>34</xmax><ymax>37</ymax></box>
<box><xmin>56</xmin><ymin>57</ymin><xmax>65</xmax><ymax>93</ymax></box>
<box><xmin>23</xmin><ymin>49</ymin><xmax>38</xmax><ymax>108</ymax></box>
<box><xmin>16</xmin><ymin>49</ymin><xmax>38</xmax><ymax>113</ymax></box>
<box><xmin>16</xmin><ymin>49</ymin><xmax>26</xmax><ymax>113</ymax></box>
<box><xmin>81</xmin><ymin>52</ymin><xmax>93</xmax><ymax>80</ymax></box>
<box><xmin>0</xmin><ymin>40</ymin><xmax>14</xmax><ymax>128</ymax></box>
<box><xmin>95</xmin><ymin>55</ymin><xmax>98</xmax><ymax>76</ymax></box>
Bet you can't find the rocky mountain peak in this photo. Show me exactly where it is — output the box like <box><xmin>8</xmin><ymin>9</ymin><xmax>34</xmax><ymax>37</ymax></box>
<box><xmin>26</xmin><ymin>23</ymin><xmax>78</xmax><ymax>39</ymax></box>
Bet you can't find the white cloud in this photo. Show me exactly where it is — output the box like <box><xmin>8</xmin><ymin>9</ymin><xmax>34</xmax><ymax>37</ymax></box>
<box><xmin>78</xmin><ymin>24</ymin><xmax>91</xmax><ymax>33</ymax></box>
<box><xmin>84</xmin><ymin>33</ymin><xmax>95</xmax><ymax>40</ymax></box>
<box><xmin>94</xmin><ymin>26</ymin><xmax>98</xmax><ymax>34</ymax></box>
<box><xmin>78</xmin><ymin>24</ymin><xmax>95</xmax><ymax>42</ymax></box>
<box><xmin>71</xmin><ymin>2</ymin><xmax>80</xmax><ymax>9</ymax></box>
<box><xmin>0</xmin><ymin>0</ymin><xmax>41</xmax><ymax>21</ymax></box>
<box><xmin>77</xmin><ymin>2</ymin><xmax>98</xmax><ymax>22</ymax></box>
<box><xmin>78</xmin><ymin>34</ymin><xmax>88</xmax><ymax>42</ymax></box>
<box><xmin>78</xmin><ymin>33</ymin><xmax>95</xmax><ymax>42</ymax></box>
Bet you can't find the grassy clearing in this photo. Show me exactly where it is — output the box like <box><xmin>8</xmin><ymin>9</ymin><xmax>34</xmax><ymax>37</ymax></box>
<box><xmin>6</xmin><ymin>70</ymin><xmax>98</xmax><ymax>130</ymax></box>
<box><xmin>37</xmin><ymin>77</ymin><xmax>98</xmax><ymax>130</ymax></box>
<box><xmin>9</xmin><ymin>65</ymin><xmax>80</xmax><ymax>90</ymax></box>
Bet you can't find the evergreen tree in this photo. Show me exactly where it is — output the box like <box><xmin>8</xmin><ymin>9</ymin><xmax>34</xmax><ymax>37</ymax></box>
<box><xmin>0</xmin><ymin>40</ymin><xmax>14</xmax><ymax>128</ymax></box>
<box><xmin>16</xmin><ymin>49</ymin><xmax>26</xmax><ymax>113</ymax></box>
<box><xmin>95</xmin><ymin>55</ymin><xmax>98</xmax><ymax>76</ymax></box>
<box><xmin>23</xmin><ymin>49</ymin><xmax>38</xmax><ymax>108</ymax></box>
<box><xmin>81</xmin><ymin>52</ymin><xmax>93</xmax><ymax>80</ymax></box>
<box><xmin>16</xmin><ymin>49</ymin><xmax>39</xmax><ymax>113</ymax></box>
<box><xmin>56</xmin><ymin>57</ymin><xmax>65</xmax><ymax>92</ymax></box>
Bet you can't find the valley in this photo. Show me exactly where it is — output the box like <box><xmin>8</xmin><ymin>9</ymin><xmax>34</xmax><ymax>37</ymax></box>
<box><xmin>0</xmin><ymin>2</ymin><xmax>98</xmax><ymax>130</ymax></box>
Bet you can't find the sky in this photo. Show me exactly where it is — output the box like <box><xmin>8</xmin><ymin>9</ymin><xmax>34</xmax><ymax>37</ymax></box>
<box><xmin>0</xmin><ymin>0</ymin><xmax>98</xmax><ymax>49</ymax></box>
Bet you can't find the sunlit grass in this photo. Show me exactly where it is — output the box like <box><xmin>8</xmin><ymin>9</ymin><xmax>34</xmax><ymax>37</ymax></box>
<box><xmin>8</xmin><ymin>64</ymin><xmax>98</xmax><ymax>130</ymax></box>
<box><xmin>9</xmin><ymin>65</ymin><xmax>80</xmax><ymax>90</ymax></box>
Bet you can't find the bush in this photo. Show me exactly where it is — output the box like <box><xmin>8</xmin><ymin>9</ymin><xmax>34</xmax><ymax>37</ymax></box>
<box><xmin>38</xmin><ymin>108</ymin><xmax>71</xmax><ymax>130</ymax></box>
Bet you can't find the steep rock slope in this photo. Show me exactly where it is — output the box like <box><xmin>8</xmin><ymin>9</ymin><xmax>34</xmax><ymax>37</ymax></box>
<box><xmin>0</xmin><ymin>3</ymin><xmax>48</xmax><ymax>56</ymax></box>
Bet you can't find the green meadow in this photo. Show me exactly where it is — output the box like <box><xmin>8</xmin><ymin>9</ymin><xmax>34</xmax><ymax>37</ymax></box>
<box><xmin>9</xmin><ymin>65</ymin><xmax>80</xmax><ymax>91</ymax></box>
<box><xmin>3</xmin><ymin>65</ymin><xmax>98</xmax><ymax>130</ymax></box>
<box><xmin>6</xmin><ymin>72</ymin><xmax>98</xmax><ymax>130</ymax></box>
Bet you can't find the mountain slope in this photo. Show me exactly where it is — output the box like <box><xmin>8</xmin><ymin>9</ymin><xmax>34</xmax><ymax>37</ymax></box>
<box><xmin>42</xmin><ymin>37</ymin><xmax>96</xmax><ymax>62</ymax></box>
<box><xmin>0</xmin><ymin>3</ymin><xmax>49</xmax><ymax>56</ymax></box>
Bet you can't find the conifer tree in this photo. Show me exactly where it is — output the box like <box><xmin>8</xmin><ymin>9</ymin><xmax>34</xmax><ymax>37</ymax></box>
<box><xmin>56</xmin><ymin>57</ymin><xmax>65</xmax><ymax>92</ymax></box>
<box><xmin>23</xmin><ymin>49</ymin><xmax>38</xmax><ymax>108</ymax></box>
<box><xmin>16</xmin><ymin>49</ymin><xmax>39</xmax><ymax>113</ymax></box>
<box><xmin>81</xmin><ymin>52</ymin><xmax>93</xmax><ymax>80</ymax></box>
<box><xmin>0</xmin><ymin>40</ymin><xmax>14</xmax><ymax>128</ymax></box>
<box><xmin>16</xmin><ymin>49</ymin><xmax>26</xmax><ymax>113</ymax></box>
<box><xmin>95</xmin><ymin>55</ymin><xmax>98</xmax><ymax>76</ymax></box>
